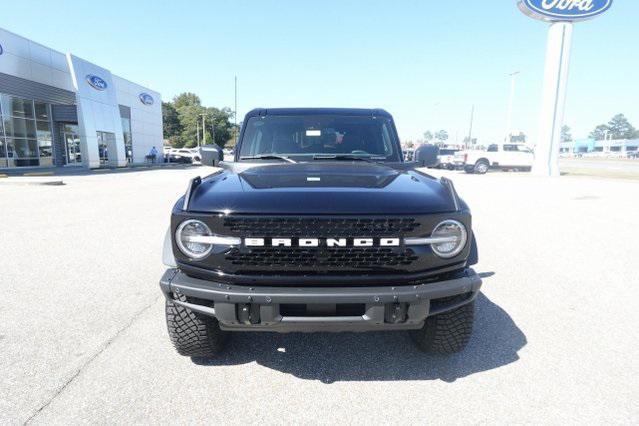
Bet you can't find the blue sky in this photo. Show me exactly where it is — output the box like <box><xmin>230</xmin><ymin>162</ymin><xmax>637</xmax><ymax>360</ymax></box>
<box><xmin>1</xmin><ymin>0</ymin><xmax>636</xmax><ymax>143</ymax></box>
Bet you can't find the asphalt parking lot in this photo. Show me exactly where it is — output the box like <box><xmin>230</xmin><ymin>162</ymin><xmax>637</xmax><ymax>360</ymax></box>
<box><xmin>1</xmin><ymin>167</ymin><xmax>638</xmax><ymax>424</ymax></box>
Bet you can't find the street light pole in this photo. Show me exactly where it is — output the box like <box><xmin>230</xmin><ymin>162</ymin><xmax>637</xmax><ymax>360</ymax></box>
<box><xmin>234</xmin><ymin>76</ymin><xmax>238</xmax><ymax>145</ymax></box>
<box><xmin>467</xmin><ymin>105</ymin><xmax>475</xmax><ymax>148</ymax></box>
<box><xmin>505</xmin><ymin>71</ymin><xmax>520</xmax><ymax>143</ymax></box>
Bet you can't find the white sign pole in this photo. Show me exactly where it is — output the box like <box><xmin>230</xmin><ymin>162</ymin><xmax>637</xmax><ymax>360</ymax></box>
<box><xmin>533</xmin><ymin>21</ymin><xmax>574</xmax><ymax>176</ymax></box>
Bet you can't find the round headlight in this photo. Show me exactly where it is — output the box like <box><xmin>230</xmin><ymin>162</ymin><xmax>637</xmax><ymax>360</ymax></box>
<box><xmin>430</xmin><ymin>220</ymin><xmax>467</xmax><ymax>258</ymax></box>
<box><xmin>175</xmin><ymin>219</ymin><xmax>213</xmax><ymax>259</ymax></box>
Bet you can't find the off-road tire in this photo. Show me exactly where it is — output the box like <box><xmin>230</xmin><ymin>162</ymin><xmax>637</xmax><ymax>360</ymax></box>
<box><xmin>409</xmin><ymin>300</ymin><xmax>475</xmax><ymax>354</ymax></box>
<box><xmin>165</xmin><ymin>293</ymin><xmax>227</xmax><ymax>358</ymax></box>
<box><xmin>473</xmin><ymin>160</ymin><xmax>489</xmax><ymax>174</ymax></box>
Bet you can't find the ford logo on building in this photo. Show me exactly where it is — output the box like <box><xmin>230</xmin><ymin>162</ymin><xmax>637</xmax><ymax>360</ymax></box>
<box><xmin>139</xmin><ymin>92</ymin><xmax>154</xmax><ymax>105</ymax></box>
<box><xmin>519</xmin><ymin>0</ymin><xmax>613</xmax><ymax>21</ymax></box>
<box><xmin>0</xmin><ymin>43</ymin><xmax>3</xmax><ymax>55</ymax></box>
<box><xmin>86</xmin><ymin>74</ymin><xmax>108</xmax><ymax>91</ymax></box>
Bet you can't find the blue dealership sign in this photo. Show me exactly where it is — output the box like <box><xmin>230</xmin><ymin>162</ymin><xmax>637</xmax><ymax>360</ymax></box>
<box><xmin>86</xmin><ymin>74</ymin><xmax>108</xmax><ymax>91</ymax></box>
<box><xmin>519</xmin><ymin>0</ymin><xmax>613</xmax><ymax>22</ymax></box>
<box><xmin>139</xmin><ymin>92</ymin><xmax>154</xmax><ymax>105</ymax></box>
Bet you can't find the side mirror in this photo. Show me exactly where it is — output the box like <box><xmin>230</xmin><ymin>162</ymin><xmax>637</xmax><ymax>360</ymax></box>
<box><xmin>200</xmin><ymin>144</ymin><xmax>223</xmax><ymax>167</ymax></box>
<box><xmin>414</xmin><ymin>144</ymin><xmax>440</xmax><ymax>167</ymax></box>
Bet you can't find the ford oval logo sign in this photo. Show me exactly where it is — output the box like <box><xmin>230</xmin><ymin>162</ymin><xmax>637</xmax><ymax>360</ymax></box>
<box><xmin>0</xmin><ymin>43</ymin><xmax>3</xmax><ymax>55</ymax></box>
<box><xmin>519</xmin><ymin>0</ymin><xmax>613</xmax><ymax>21</ymax></box>
<box><xmin>86</xmin><ymin>74</ymin><xmax>108</xmax><ymax>91</ymax></box>
<box><xmin>139</xmin><ymin>93</ymin><xmax>154</xmax><ymax>105</ymax></box>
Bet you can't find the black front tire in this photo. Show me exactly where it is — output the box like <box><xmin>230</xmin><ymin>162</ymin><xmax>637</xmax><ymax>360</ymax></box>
<box><xmin>409</xmin><ymin>300</ymin><xmax>475</xmax><ymax>354</ymax></box>
<box><xmin>165</xmin><ymin>293</ymin><xmax>227</xmax><ymax>358</ymax></box>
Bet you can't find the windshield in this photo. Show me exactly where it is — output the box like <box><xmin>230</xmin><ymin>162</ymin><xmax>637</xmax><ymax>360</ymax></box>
<box><xmin>238</xmin><ymin>115</ymin><xmax>401</xmax><ymax>161</ymax></box>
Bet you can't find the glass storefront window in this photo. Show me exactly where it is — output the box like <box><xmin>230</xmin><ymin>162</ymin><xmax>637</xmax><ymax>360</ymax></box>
<box><xmin>97</xmin><ymin>131</ymin><xmax>115</xmax><ymax>165</ymax></box>
<box><xmin>36</xmin><ymin>120</ymin><xmax>52</xmax><ymax>141</ymax></box>
<box><xmin>35</xmin><ymin>102</ymin><xmax>49</xmax><ymax>120</ymax></box>
<box><xmin>0</xmin><ymin>138</ymin><xmax>7</xmax><ymax>168</ymax></box>
<box><xmin>39</xmin><ymin>139</ymin><xmax>53</xmax><ymax>166</ymax></box>
<box><xmin>9</xmin><ymin>118</ymin><xmax>37</xmax><ymax>139</ymax></box>
<box><xmin>0</xmin><ymin>93</ymin><xmax>53</xmax><ymax>168</ymax></box>
<box><xmin>121</xmin><ymin>117</ymin><xmax>133</xmax><ymax>163</ymax></box>
<box><xmin>7</xmin><ymin>138</ymin><xmax>39</xmax><ymax>167</ymax></box>
<box><xmin>11</xmin><ymin>97</ymin><xmax>34</xmax><ymax>119</ymax></box>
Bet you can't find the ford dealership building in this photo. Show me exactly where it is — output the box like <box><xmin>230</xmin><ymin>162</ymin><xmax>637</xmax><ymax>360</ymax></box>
<box><xmin>0</xmin><ymin>27</ymin><xmax>163</xmax><ymax>170</ymax></box>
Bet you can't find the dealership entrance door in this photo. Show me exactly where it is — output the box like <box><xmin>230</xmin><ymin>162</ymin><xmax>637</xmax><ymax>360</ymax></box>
<box><xmin>62</xmin><ymin>124</ymin><xmax>81</xmax><ymax>165</ymax></box>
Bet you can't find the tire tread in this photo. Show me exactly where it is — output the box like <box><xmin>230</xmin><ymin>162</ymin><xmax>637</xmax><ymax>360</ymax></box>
<box><xmin>410</xmin><ymin>300</ymin><xmax>474</xmax><ymax>354</ymax></box>
<box><xmin>165</xmin><ymin>292</ymin><xmax>226</xmax><ymax>357</ymax></box>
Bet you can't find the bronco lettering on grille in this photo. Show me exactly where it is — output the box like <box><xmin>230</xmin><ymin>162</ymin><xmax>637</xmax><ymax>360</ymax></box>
<box><xmin>244</xmin><ymin>238</ymin><xmax>401</xmax><ymax>247</ymax></box>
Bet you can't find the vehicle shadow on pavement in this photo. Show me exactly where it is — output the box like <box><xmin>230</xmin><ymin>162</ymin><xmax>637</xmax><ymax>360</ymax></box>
<box><xmin>192</xmin><ymin>291</ymin><xmax>526</xmax><ymax>383</ymax></box>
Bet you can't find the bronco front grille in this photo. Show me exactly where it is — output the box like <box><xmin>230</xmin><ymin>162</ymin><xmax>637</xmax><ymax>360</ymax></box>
<box><xmin>222</xmin><ymin>217</ymin><xmax>420</xmax><ymax>237</ymax></box>
<box><xmin>225</xmin><ymin>247</ymin><xmax>419</xmax><ymax>269</ymax></box>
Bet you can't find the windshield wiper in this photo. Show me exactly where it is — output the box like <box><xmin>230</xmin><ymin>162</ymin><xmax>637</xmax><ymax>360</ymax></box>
<box><xmin>312</xmin><ymin>154</ymin><xmax>387</xmax><ymax>163</ymax></box>
<box><xmin>240</xmin><ymin>154</ymin><xmax>297</xmax><ymax>163</ymax></box>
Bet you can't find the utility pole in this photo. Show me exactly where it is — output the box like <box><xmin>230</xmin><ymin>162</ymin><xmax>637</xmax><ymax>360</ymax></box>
<box><xmin>196</xmin><ymin>120</ymin><xmax>200</xmax><ymax>146</ymax></box>
<box><xmin>202</xmin><ymin>114</ymin><xmax>206</xmax><ymax>145</ymax></box>
<box><xmin>467</xmin><ymin>105</ymin><xmax>475</xmax><ymax>148</ymax></box>
<box><xmin>505</xmin><ymin>71</ymin><xmax>520</xmax><ymax>143</ymax></box>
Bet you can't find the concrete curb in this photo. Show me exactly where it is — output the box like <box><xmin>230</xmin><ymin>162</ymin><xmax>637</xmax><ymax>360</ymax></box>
<box><xmin>0</xmin><ymin>178</ymin><xmax>65</xmax><ymax>186</ymax></box>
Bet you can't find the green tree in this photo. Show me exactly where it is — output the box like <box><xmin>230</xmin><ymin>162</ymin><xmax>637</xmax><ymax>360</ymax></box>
<box><xmin>163</xmin><ymin>92</ymin><xmax>235</xmax><ymax>148</ymax></box>
<box><xmin>590</xmin><ymin>124</ymin><xmax>609</xmax><ymax>141</ymax></box>
<box><xmin>162</xmin><ymin>102</ymin><xmax>182</xmax><ymax>141</ymax></box>
<box><xmin>510</xmin><ymin>132</ymin><xmax>526</xmax><ymax>143</ymax></box>
<box><xmin>423</xmin><ymin>131</ymin><xmax>433</xmax><ymax>143</ymax></box>
<box><xmin>590</xmin><ymin>114</ymin><xmax>638</xmax><ymax>140</ymax></box>
<box><xmin>435</xmin><ymin>130</ymin><xmax>449</xmax><ymax>143</ymax></box>
<box><xmin>202</xmin><ymin>107</ymin><xmax>234</xmax><ymax>147</ymax></box>
<box><xmin>607</xmin><ymin>114</ymin><xmax>638</xmax><ymax>139</ymax></box>
<box><xmin>177</xmin><ymin>104</ymin><xmax>205</xmax><ymax>148</ymax></box>
<box><xmin>173</xmin><ymin>92</ymin><xmax>202</xmax><ymax>109</ymax></box>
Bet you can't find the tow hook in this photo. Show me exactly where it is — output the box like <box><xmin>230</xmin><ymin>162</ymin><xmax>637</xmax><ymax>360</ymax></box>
<box><xmin>384</xmin><ymin>303</ymin><xmax>407</xmax><ymax>324</ymax></box>
<box><xmin>237</xmin><ymin>303</ymin><xmax>260</xmax><ymax>325</ymax></box>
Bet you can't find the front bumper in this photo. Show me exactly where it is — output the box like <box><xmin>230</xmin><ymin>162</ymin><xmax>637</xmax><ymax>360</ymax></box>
<box><xmin>159</xmin><ymin>268</ymin><xmax>482</xmax><ymax>333</ymax></box>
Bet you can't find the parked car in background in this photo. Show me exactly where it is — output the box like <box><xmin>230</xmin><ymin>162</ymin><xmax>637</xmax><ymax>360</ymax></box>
<box><xmin>169</xmin><ymin>148</ymin><xmax>201</xmax><ymax>164</ymax></box>
<box><xmin>404</xmin><ymin>148</ymin><xmax>415</xmax><ymax>162</ymax></box>
<box><xmin>436</xmin><ymin>147</ymin><xmax>461</xmax><ymax>170</ymax></box>
<box><xmin>627</xmin><ymin>150</ymin><xmax>639</xmax><ymax>159</ymax></box>
<box><xmin>463</xmin><ymin>143</ymin><xmax>534</xmax><ymax>174</ymax></box>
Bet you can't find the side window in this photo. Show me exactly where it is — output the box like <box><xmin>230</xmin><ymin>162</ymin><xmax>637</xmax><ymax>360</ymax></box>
<box><xmin>503</xmin><ymin>144</ymin><xmax>518</xmax><ymax>152</ymax></box>
<box><xmin>487</xmin><ymin>144</ymin><xmax>499</xmax><ymax>152</ymax></box>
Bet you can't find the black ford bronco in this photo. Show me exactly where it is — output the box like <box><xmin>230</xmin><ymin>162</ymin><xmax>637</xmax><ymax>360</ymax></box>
<box><xmin>160</xmin><ymin>108</ymin><xmax>481</xmax><ymax>357</ymax></box>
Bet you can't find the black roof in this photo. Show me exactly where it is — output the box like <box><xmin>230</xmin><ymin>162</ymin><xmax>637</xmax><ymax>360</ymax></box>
<box><xmin>244</xmin><ymin>108</ymin><xmax>392</xmax><ymax>119</ymax></box>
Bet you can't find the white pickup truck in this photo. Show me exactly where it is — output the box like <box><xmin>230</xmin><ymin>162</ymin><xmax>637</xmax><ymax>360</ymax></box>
<box><xmin>461</xmin><ymin>143</ymin><xmax>534</xmax><ymax>174</ymax></box>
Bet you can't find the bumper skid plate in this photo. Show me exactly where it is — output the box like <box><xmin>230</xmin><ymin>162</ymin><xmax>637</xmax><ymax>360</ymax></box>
<box><xmin>160</xmin><ymin>268</ymin><xmax>482</xmax><ymax>333</ymax></box>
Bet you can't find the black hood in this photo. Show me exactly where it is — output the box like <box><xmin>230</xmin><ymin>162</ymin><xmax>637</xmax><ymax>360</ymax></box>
<box><xmin>185</xmin><ymin>162</ymin><xmax>459</xmax><ymax>215</ymax></box>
